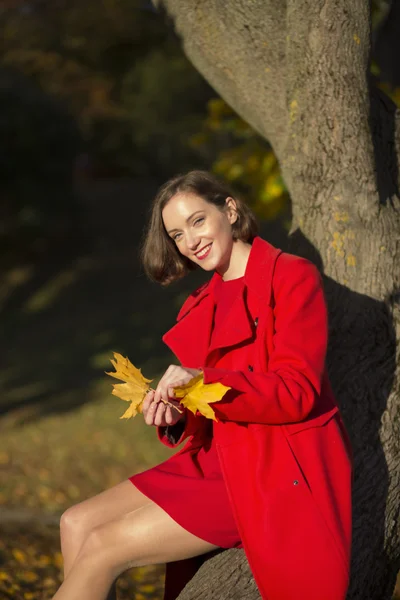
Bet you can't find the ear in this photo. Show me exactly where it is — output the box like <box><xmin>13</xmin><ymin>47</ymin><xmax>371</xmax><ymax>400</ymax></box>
<box><xmin>225</xmin><ymin>197</ymin><xmax>238</xmax><ymax>224</ymax></box>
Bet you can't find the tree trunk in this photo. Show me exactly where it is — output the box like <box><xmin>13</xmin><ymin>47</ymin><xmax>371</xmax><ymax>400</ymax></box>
<box><xmin>152</xmin><ymin>1</ymin><xmax>400</xmax><ymax>598</ymax></box>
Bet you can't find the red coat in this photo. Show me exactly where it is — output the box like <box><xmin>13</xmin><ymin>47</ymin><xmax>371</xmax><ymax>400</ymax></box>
<box><xmin>160</xmin><ymin>237</ymin><xmax>352</xmax><ymax>600</ymax></box>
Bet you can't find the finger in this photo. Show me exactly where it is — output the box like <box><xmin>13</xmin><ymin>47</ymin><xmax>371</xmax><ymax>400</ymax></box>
<box><xmin>144</xmin><ymin>400</ymin><xmax>159</xmax><ymax>426</ymax></box>
<box><xmin>154</xmin><ymin>373</ymin><xmax>171</xmax><ymax>403</ymax></box>
<box><xmin>142</xmin><ymin>394</ymin><xmax>154</xmax><ymax>419</ymax></box>
<box><xmin>164</xmin><ymin>405</ymin><xmax>173</xmax><ymax>425</ymax></box>
<box><xmin>154</xmin><ymin>402</ymin><xmax>167</xmax><ymax>427</ymax></box>
<box><xmin>153</xmin><ymin>381</ymin><xmax>164</xmax><ymax>404</ymax></box>
<box><xmin>157</xmin><ymin>380</ymin><xmax>173</xmax><ymax>404</ymax></box>
<box><xmin>155</xmin><ymin>368</ymin><xmax>188</xmax><ymax>404</ymax></box>
<box><xmin>142</xmin><ymin>390</ymin><xmax>155</xmax><ymax>414</ymax></box>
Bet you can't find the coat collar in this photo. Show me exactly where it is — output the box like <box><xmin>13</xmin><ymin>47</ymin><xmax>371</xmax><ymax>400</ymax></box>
<box><xmin>162</xmin><ymin>237</ymin><xmax>282</xmax><ymax>366</ymax></box>
<box><xmin>176</xmin><ymin>237</ymin><xmax>281</xmax><ymax>320</ymax></box>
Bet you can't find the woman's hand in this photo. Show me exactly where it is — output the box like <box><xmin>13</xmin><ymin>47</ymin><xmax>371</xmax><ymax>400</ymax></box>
<box><xmin>141</xmin><ymin>365</ymin><xmax>201</xmax><ymax>427</ymax></box>
<box><xmin>142</xmin><ymin>390</ymin><xmax>183</xmax><ymax>427</ymax></box>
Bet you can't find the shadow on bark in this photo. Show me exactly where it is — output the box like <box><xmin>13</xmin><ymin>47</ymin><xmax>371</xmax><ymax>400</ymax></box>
<box><xmin>287</xmin><ymin>231</ymin><xmax>396</xmax><ymax>599</ymax></box>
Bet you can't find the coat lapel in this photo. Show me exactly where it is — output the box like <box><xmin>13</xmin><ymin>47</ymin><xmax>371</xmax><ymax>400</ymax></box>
<box><xmin>162</xmin><ymin>237</ymin><xmax>282</xmax><ymax>368</ymax></box>
<box><xmin>245</xmin><ymin>237</ymin><xmax>282</xmax><ymax>305</ymax></box>
<box><xmin>162</xmin><ymin>279</ymin><xmax>216</xmax><ymax>367</ymax></box>
<box><xmin>206</xmin><ymin>286</ymin><xmax>253</xmax><ymax>358</ymax></box>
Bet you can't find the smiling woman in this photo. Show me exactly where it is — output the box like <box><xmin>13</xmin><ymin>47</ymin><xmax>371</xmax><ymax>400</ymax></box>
<box><xmin>162</xmin><ymin>193</ymin><xmax>251</xmax><ymax>279</ymax></box>
<box><xmin>141</xmin><ymin>170</ymin><xmax>258</xmax><ymax>284</ymax></box>
<box><xmin>52</xmin><ymin>170</ymin><xmax>352</xmax><ymax>600</ymax></box>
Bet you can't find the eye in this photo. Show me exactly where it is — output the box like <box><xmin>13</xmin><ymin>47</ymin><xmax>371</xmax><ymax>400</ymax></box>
<box><xmin>193</xmin><ymin>217</ymin><xmax>204</xmax><ymax>226</ymax></box>
<box><xmin>172</xmin><ymin>232</ymin><xmax>182</xmax><ymax>241</ymax></box>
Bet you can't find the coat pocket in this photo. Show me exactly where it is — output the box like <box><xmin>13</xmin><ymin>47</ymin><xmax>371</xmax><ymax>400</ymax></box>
<box><xmin>284</xmin><ymin>405</ymin><xmax>339</xmax><ymax>436</ymax></box>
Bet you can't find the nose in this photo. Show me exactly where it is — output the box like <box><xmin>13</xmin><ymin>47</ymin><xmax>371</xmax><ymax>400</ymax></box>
<box><xmin>186</xmin><ymin>231</ymin><xmax>201</xmax><ymax>250</ymax></box>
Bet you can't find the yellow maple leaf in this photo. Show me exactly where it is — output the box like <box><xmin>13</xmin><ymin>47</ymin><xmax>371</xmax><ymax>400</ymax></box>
<box><xmin>105</xmin><ymin>352</ymin><xmax>153</xmax><ymax>419</ymax></box>
<box><xmin>106</xmin><ymin>353</ymin><xmax>182</xmax><ymax>419</ymax></box>
<box><xmin>173</xmin><ymin>374</ymin><xmax>230</xmax><ymax>421</ymax></box>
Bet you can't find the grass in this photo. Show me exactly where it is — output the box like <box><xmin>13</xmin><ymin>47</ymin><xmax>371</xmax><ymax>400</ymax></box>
<box><xmin>0</xmin><ymin>378</ymin><xmax>174</xmax><ymax>513</ymax></box>
<box><xmin>0</xmin><ymin>376</ymin><xmax>175</xmax><ymax>599</ymax></box>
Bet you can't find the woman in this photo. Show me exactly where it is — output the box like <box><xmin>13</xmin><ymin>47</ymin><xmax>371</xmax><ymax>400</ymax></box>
<box><xmin>53</xmin><ymin>170</ymin><xmax>352</xmax><ymax>600</ymax></box>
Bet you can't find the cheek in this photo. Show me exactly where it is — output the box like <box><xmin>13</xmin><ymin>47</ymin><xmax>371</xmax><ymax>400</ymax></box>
<box><xmin>177</xmin><ymin>241</ymin><xmax>190</xmax><ymax>256</ymax></box>
<box><xmin>217</xmin><ymin>219</ymin><xmax>234</xmax><ymax>242</ymax></box>
<box><xmin>213</xmin><ymin>215</ymin><xmax>232</xmax><ymax>237</ymax></box>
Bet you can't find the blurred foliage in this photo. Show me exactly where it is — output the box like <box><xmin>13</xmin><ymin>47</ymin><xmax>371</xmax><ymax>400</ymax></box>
<box><xmin>0</xmin><ymin>0</ymin><xmax>212</xmax><ymax>177</ymax></box>
<box><xmin>372</xmin><ymin>0</ymin><xmax>392</xmax><ymax>27</ymax></box>
<box><xmin>0</xmin><ymin>0</ymin><xmax>213</xmax><ymax>254</ymax></box>
<box><xmin>190</xmin><ymin>98</ymin><xmax>289</xmax><ymax>221</ymax></box>
<box><xmin>0</xmin><ymin>68</ymin><xmax>81</xmax><ymax>253</ymax></box>
<box><xmin>377</xmin><ymin>82</ymin><xmax>400</xmax><ymax>106</ymax></box>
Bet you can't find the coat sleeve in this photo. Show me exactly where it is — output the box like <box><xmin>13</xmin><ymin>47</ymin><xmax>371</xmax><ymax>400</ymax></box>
<box><xmin>202</xmin><ymin>258</ymin><xmax>328</xmax><ymax>425</ymax></box>
<box><xmin>157</xmin><ymin>409</ymin><xmax>208</xmax><ymax>448</ymax></box>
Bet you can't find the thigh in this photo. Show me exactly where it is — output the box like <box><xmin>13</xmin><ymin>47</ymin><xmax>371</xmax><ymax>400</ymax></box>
<box><xmin>67</xmin><ymin>480</ymin><xmax>151</xmax><ymax>532</ymax></box>
<box><xmin>81</xmin><ymin>502</ymin><xmax>219</xmax><ymax>577</ymax></box>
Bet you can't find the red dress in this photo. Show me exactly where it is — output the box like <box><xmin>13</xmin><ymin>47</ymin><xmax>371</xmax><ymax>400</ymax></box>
<box><xmin>129</xmin><ymin>275</ymin><xmax>244</xmax><ymax>549</ymax></box>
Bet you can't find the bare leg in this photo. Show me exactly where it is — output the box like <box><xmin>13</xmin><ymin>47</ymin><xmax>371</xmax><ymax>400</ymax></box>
<box><xmin>60</xmin><ymin>480</ymin><xmax>151</xmax><ymax>577</ymax></box>
<box><xmin>60</xmin><ymin>480</ymin><xmax>152</xmax><ymax>600</ymax></box>
<box><xmin>53</xmin><ymin>501</ymin><xmax>218</xmax><ymax>600</ymax></box>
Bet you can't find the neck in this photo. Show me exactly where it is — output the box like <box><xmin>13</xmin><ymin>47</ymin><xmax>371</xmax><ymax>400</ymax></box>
<box><xmin>218</xmin><ymin>239</ymin><xmax>252</xmax><ymax>281</ymax></box>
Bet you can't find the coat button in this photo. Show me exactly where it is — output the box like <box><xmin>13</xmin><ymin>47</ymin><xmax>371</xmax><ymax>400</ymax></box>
<box><xmin>248</xmin><ymin>365</ymin><xmax>254</xmax><ymax>372</ymax></box>
<box><xmin>254</xmin><ymin>317</ymin><xmax>259</xmax><ymax>327</ymax></box>
<box><xmin>293</xmin><ymin>480</ymin><xmax>299</xmax><ymax>486</ymax></box>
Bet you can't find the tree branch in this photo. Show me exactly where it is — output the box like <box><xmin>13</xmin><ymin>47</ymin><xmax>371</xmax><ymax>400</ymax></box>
<box><xmin>153</xmin><ymin>0</ymin><xmax>289</xmax><ymax>149</ymax></box>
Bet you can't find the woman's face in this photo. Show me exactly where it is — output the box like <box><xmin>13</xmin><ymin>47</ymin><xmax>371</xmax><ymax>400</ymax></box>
<box><xmin>162</xmin><ymin>193</ymin><xmax>238</xmax><ymax>273</ymax></box>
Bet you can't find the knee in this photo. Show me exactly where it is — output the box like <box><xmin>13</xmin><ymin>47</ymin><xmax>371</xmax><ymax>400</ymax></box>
<box><xmin>77</xmin><ymin>520</ymin><xmax>145</xmax><ymax>579</ymax></box>
<box><xmin>60</xmin><ymin>504</ymin><xmax>86</xmax><ymax>547</ymax></box>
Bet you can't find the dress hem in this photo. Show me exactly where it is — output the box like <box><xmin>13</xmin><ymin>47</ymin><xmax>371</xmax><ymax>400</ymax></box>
<box><xmin>129</xmin><ymin>475</ymin><xmax>241</xmax><ymax>550</ymax></box>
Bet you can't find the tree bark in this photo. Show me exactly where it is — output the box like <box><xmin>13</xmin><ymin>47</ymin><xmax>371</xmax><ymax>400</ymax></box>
<box><xmin>152</xmin><ymin>1</ymin><xmax>400</xmax><ymax>598</ymax></box>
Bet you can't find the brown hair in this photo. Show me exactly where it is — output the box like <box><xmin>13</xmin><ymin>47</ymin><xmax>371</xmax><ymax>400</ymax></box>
<box><xmin>141</xmin><ymin>170</ymin><xmax>259</xmax><ymax>285</ymax></box>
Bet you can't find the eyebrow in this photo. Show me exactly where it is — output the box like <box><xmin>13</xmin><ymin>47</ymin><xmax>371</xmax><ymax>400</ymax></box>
<box><xmin>166</xmin><ymin>210</ymin><xmax>205</xmax><ymax>234</ymax></box>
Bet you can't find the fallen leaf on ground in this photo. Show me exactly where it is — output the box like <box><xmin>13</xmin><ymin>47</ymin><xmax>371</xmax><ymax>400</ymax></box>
<box><xmin>173</xmin><ymin>374</ymin><xmax>230</xmax><ymax>421</ymax></box>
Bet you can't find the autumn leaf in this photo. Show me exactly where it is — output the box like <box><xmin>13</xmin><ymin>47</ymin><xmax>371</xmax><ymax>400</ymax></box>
<box><xmin>105</xmin><ymin>352</ymin><xmax>153</xmax><ymax>419</ymax></box>
<box><xmin>173</xmin><ymin>374</ymin><xmax>230</xmax><ymax>421</ymax></box>
<box><xmin>106</xmin><ymin>353</ymin><xmax>182</xmax><ymax>419</ymax></box>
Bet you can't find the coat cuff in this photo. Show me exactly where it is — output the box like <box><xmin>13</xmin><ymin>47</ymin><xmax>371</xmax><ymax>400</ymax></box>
<box><xmin>157</xmin><ymin>409</ymin><xmax>201</xmax><ymax>448</ymax></box>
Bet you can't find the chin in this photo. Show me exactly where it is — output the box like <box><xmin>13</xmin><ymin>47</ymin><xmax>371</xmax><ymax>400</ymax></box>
<box><xmin>193</xmin><ymin>258</ymin><xmax>217</xmax><ymax>272</ymax></box>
